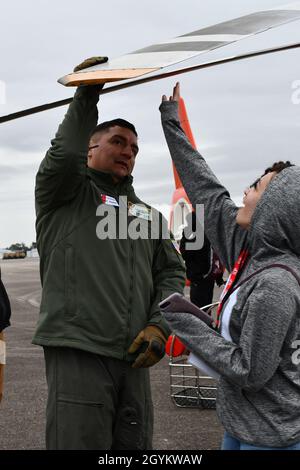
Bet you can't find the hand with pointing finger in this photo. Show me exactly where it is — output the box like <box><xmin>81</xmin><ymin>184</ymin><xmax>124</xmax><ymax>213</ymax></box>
<box><xmin>161</xmin><ymin>82</ymin><xmax>180</xmax><ymax>103</ymax></box>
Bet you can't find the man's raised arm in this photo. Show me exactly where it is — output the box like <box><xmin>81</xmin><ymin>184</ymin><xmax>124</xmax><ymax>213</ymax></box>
<box><xmin>35</xmin><ymin>57</ymin><xmax>107</xmax><ymax>214</ymax></box>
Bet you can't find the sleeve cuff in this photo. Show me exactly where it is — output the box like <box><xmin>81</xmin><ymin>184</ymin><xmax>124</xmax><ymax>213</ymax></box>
<box><xmin>74</xmin><ymin>85</ymin><xmax>102</xmax><ymax>101</ymax></box>
<box><xmin>148</xmin><ymin>318</ymin><xmax>171</xmax><ymax>339</ymax></box>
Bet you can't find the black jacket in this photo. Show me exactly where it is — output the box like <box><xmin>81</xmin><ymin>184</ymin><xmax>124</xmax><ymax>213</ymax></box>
<box><xmin>0</xmin><ymin>267</ymin><xmax>11</xmax><ymax>332</ymax></box>
<box><xmin>180</xmin><ymin>232</ymin><xmax>211</xmax><ymax>283</ymax></box>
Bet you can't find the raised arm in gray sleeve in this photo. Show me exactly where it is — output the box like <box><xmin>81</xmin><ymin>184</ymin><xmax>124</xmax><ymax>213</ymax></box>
<box><xmin>160</xmin><ymin>100</ymin><xmax>247</xmax><ymax>272</ymax></box>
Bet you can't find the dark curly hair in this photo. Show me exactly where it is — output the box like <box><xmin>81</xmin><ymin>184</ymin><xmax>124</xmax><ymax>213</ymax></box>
<box><xmin>263</xmin><ymin>161</ymin><xmax>294</xmax><ymax>176</ymax></box>
<box><xmin>250</xmin><ymin>161</ymin><xmax>295</xmax><ymax>189</ymax></box>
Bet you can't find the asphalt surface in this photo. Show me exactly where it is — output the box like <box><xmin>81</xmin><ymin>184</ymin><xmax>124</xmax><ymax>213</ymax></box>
<box><xmin>0</xmin><ymin>258</ymin><xmax>223</xmax><ymax>450</ymax></box>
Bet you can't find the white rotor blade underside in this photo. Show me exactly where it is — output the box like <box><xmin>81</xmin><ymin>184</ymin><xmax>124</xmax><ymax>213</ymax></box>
<box><xmin>58</xmin><ymin>1</ymin><xmax>300</xmax><ymax>85</ymax></box>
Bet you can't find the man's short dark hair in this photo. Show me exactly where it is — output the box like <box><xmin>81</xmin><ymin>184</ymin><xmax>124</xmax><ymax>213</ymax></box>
<box><xmin>90</xmin><ymin>119</ymin><xmax>138</xmax><ymax>140</ymax></box>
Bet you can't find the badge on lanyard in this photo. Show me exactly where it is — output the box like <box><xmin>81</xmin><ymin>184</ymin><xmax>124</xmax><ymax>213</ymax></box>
<box><xmin>101</xmin><ymin>194</ymin><xmax>119</xmax><ymax>207</ymax></box>
<box><xmin>128</xmin><ymin>202</ymin><xmax>152</xmax><ymax>221</ymax></box>
<box><xmin>216</xmin><ymin>249</ymin><xmax>249</xmax><ymax>327</ymax></box>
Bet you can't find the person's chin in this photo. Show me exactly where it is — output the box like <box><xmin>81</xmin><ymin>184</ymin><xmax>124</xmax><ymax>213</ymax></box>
<box><xmin>113</xmin><ymin>169</ymin><xmax>128</xmax><ymax>181</ymax></box>
<box><xmin>236</xmin><ymin>207</ymin><xmax>249</xmax><ymax>230</ymax></box>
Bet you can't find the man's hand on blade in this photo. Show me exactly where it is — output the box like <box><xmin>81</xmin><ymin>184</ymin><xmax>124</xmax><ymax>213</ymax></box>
<box><xmin>73</xmin><ymin>56</ymin><xmax>109</xmax><ymax>72</ymax></box>
<box><xmin>73</xmin><ymin>56</ymin><xmax>109</xmax><ymax>91</ymax></box>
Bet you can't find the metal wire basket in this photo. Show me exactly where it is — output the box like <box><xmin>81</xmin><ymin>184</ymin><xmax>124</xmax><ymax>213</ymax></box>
<box><xmin>169</xmin><ymin>302</ymin><xmax>219</xmax><ymax>409</ymax></box>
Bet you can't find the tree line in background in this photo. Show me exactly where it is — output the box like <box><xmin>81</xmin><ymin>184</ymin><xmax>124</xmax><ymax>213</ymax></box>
<box><xmin>5</xmin><ymin>242</ymin><xmax>37</xmax><ymax>252</ymax></box>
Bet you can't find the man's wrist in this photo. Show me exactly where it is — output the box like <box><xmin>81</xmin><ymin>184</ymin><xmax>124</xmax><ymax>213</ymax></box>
<box><xmin>147</xmin><ymin>322</ymin><xmax>169</xmax><ymax>341</ymax></box>
<box><xmin>72</xmin><ymin>85</ymin><xmax>102</xmax><ymax>108</ymax></box>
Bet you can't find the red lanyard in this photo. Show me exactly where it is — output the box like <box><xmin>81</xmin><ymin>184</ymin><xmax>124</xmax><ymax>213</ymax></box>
<box><xmin>215</xmin><ymin>249</ymin><xmax>249</xmax><ymax>327</ymax></box>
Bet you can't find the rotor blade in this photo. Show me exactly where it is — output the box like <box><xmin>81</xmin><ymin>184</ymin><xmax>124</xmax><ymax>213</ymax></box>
<box><xmin>59</xmin><ymin>1</ymin><xmax>300</xmax><ymax>87</ymax></box>
<box><xmin>1</xmin><ymin>41</ymin><xmax>300</xmax><ymax>124</ymax></box>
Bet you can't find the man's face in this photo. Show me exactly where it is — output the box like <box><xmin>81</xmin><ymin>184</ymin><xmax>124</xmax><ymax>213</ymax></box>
<box><xmin>236</xmin><ymin>171</ymin><xmax>276</xmax><ymax>229</ymax></box>
<box><xmin>87</xmin><ymin>126</ymin><xmax>139</xmax><ymax>182</ymax></box>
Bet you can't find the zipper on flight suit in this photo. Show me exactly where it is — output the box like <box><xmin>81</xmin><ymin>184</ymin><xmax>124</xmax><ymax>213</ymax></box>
<box><xmin>124</xmin><ymin>236</ymin><xmax>136</xmax><ymax>359</ymax></box>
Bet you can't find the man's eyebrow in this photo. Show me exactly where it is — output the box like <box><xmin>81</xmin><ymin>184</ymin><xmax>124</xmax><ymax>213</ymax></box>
<box><xmin>110</xmin><ymin>133</ymin><xmax>126</xmax><ymax>141</ymax></box>
<box><xmin>110</xmin><ymin>134</ymin><xmax>139</xmax><ymax>153</ymax></box>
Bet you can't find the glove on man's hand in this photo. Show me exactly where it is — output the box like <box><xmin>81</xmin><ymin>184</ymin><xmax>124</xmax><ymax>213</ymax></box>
<box><xmin>73</xmin><ymin>56</ymin><xmax>109</xmax><ymax>72</ymax></box>
<box><xmin>128</xmin><ymin>325</ymin><xmax>167</xmax><ymax>369</ymax></box>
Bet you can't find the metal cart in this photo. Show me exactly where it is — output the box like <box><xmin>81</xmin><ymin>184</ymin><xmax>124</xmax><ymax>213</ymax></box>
<box><xmin>169</xmin><ymin>302</ymin><xmax>219</xmax><ymax>409</ymax></box>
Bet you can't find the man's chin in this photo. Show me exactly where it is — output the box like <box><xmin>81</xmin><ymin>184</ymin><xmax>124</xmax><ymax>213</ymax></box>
<box><xmin>112</xmin><ymin>169</ymin><xmax>129</xmax><ymax>182</ymax></box>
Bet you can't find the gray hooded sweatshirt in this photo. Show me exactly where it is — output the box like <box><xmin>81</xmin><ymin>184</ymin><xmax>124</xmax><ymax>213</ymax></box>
<box><xmin>160</xmin><ymin>100</ymin><xmax>300</xmax><ymax>447</ymax></box>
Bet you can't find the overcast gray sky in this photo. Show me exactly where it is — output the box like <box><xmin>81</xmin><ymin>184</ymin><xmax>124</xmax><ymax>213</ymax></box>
<box><xmin>1</xmin><ymin>0</ymin><xmax>300</xmax><ymax>247</ymax></box>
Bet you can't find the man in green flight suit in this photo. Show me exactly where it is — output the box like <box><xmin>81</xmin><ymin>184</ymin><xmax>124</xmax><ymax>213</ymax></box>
<box><xmin>32</xmin><ymin>57</ymin><xmax>185</xmax><ymax>450</ymax></box>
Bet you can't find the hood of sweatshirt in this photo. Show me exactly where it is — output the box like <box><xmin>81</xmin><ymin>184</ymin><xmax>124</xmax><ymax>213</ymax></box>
<box><xmin>247</xmin><ymin>166</ymin><xmax>300</xmax><ymax>268</ymax></box>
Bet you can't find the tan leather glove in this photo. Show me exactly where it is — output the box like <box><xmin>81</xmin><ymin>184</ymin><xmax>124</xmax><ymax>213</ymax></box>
<box><xmin>73</xmin><ymin>56</ymin><xmax>108</xmax><ymax>72</ymax></box>
<box><xmin>128</xmin><ymin>325</ymin><xmax>167</xmax><ymax>368</ymax></box>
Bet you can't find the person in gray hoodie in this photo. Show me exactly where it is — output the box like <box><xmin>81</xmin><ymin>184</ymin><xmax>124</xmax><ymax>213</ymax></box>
<box><xmin>159</xmin><ymin>82</ymin><xmax>300</xmax><ymax>450</ymax></box>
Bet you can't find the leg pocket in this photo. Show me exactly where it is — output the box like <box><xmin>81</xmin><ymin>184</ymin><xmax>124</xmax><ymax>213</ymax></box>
<box><xmin>56</xmin><ymin>395</ymin><xmax>111</xmax><ymax>450</ymax></box>
<box><xmin>112</xmin><ymin>406</ymin><xmax>144</xmax><ymax>450</ymax></box>
<box><xmin>112</xmin><ymin>369</ymin><xmax>153</xmax><ymax>450</ymax></box>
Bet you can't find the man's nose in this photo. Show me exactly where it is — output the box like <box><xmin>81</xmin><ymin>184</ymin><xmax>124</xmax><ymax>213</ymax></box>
<box><xmin>122</xmin><ymin>145</ymin><xmax>134</xmax><ymax>159</ymax></box>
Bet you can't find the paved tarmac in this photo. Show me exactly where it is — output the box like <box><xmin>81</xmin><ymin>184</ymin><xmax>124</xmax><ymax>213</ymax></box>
<box><xmin>0</xmin><ymin>258</ymin><xmax>223</xmax><ymax>450</ymax></box>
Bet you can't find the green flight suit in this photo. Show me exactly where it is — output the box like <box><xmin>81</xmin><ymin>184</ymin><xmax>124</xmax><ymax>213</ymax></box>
<box><xmin>33</xmin><ymin>86</ymin><xmax>185</xmax><ymax>449</ymax></box>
